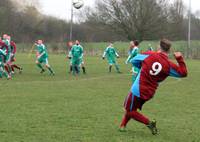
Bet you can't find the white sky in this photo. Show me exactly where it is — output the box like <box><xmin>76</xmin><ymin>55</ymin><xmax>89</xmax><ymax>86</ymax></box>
<box><xmin>39</xmin><ymin>0</ymin><xmax>200</xmax><ymax>20</ymax></box>
<box><xmin>40</xmin><ymin>0</ymin><xmax>95</xmax><ymax>20</ymax></box>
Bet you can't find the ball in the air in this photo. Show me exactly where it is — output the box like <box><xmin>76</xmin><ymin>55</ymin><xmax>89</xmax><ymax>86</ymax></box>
<box><xmin>73</xmin><ymin>0</ymin><xmax>84</xmax><ymax>9</ymax></box>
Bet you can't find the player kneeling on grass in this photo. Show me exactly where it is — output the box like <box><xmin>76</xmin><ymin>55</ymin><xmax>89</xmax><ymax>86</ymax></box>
<box><xmin>119</xmin><ymin>38</ymin><xmax>188</xmax><ymax>135</ymax></box>
<box><xmin>35</xmin><ymin>40</ymin><xmax>55</xmax><ymax>75</ymax></box>
<box><xmin>71</xmin><ymin>40</ymin><xmax>83</xmax><ymax>75</ymax></box>
<box><xmin>102</xmin><ymin>43</ymin><xmax>121</xmax><ymax>73</ymax></box>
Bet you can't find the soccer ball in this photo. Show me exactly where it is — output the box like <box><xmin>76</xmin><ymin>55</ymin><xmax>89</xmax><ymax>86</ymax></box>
<box><xmin>73</xmin><ymin>0</ymin><xmax>84</xmax><ymax>9</ymax></box>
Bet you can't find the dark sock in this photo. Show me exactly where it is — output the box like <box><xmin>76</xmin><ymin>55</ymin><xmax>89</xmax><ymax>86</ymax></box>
<box><xmin>11</xmin><ymin>66</ymin><xmax>14</xmax><ymax>72</ymax></box>
<box><xmin>37</xmin><ymin>64</ymin><xmax>44</xmax><ymax>70</ymax></box>
<box><xmin>75</xmin><ymin>66</ymin><xmax>79</xmax><ymax>74</ymax></box>
<box><xmin>82</xmin><ymin>67</ymin><xmax>86</xmax><ymax>74</ymax></box>
<box><xmin>12</xmin><ymin>64</ymin><xmax>21</xmax><ymax>70</ymax></box>
<box><xmin>109</xmin><ymin>66</ymin><xmax>112</xmax><ymax>72</ymax></box>
<box><xmin>48</xmin><ymin>67</ymin><xmax>54</xmax><ymax>74</ymax></box>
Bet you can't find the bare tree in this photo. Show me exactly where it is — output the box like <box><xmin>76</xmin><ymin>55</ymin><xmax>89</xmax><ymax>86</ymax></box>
<box><xmin>85</xmin><ymin>0</ymin><xmax>170</xmax><ymax>41</ymax></box>
<box><xmin>168</xmin><ymin>0</ymin><xmax>185</xmax><ymax>39</ymax></box>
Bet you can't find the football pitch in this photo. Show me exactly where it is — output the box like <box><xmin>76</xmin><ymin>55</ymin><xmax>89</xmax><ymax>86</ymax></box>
<box><xmin>0</xmin><ymin>53</ymin><xmax>199</xmax><ymax>142</ymax></box>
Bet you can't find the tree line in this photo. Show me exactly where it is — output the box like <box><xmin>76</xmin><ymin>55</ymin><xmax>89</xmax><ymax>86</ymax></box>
<box><xmin>1</xmin><ymin>0</ymin><xmax>200</xmax><ymax>42</ymax></box>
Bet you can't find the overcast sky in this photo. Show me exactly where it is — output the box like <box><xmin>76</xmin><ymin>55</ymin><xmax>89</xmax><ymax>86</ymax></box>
<box><xmin>39</xmin><ymin>0</ymin><xmax>200</xmax><ymax>20</ymax></box>
<box><xmin>40</xmin><ymin>0</ymin><xmax>94</xmax><ymax>20</ymax></box>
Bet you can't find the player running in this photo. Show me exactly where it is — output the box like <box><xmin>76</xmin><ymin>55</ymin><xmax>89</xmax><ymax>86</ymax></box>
<box><xmin>71</xmin><ymin>40</ymin><xmax>83</xmax><ymax>75</ymax></box>
<box><xmin>126</xmin><ymin>40</ymin><xmax>140</xmax><ymax>83</ymax></box>
<box><xmin>8</xmin><ymin>37</ymin><xmax>23</xmax><ymax>74</ymax></box>
<box><xmin>102</xmin><ymin>43</ymin><xmax>121</xmax><ymax>73</ymax></box>
<box><xmin>35</xmin><ymin>40</ymin><xmax>55</xmax><ymax>75</ymax></box>
<box><xmin>119</xmin><ymin>39</ymin><xmax>187</xmax><ymax>135</ymax></box>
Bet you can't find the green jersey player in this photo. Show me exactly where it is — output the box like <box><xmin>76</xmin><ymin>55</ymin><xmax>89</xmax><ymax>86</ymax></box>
<box><xmin>125</xmin><ymin>40</ymin><xmax>140</xmax><ymax>83</ymax></box>
<box><xmin>35</xmin><ymin>40</ymin><xmax>55</xmax><ymax>75</ymax></box>
<box><xmin>102</xmin><ymin>43</ymin><xmax>121</xmax><ymax>73</ymax></box>
<box><xmin>71</xmin><ymin>40</ymin><xmax>83</xmax><ymax>75</ymax></box>
<box><xmin>0</xmin><ymin>48</ymin><xmax>10</xmax><ymax>79</ymax></box>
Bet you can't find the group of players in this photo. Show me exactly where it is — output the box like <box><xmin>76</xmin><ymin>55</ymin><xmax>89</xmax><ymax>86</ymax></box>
<box><xmin>0</xmin><ymin>36</ymin><xmax>142</xmax><ymax>79</ymax></box>
<box><xmin>67</xmin><ymin>40</ymin><xmax>86</xmax><ymax>75</ymax></box>
<box><xmin>0</xmin><ymin>34</ymin><xmax>22</xmax><ymax>80</ymax></box>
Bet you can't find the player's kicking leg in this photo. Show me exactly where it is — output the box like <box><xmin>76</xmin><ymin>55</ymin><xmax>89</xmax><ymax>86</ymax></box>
<box><xmin>119</xmin><ymin>92</ymin><xmax>158</xmax><ymax>135</ymax></box>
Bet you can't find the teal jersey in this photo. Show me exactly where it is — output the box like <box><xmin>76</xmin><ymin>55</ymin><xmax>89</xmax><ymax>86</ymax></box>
<box><xmin>79</xmin><ymin>45</ymin><xmax>84</xmax><ymax>59</ymax></box>
<box><xmin>36</xmin><ymin>44</ymin><xmax>48</xmax><ymax>58</ymax></box>
<box><xmin>126</xmin><ymin>47</ymin><xmax>139</xmax><ymax>64</ymax></box>
<box><xmin>2</xmin><ymin>39</ymin><xmax>11</xmax><ymax>53</ymax></box>
<box><xmin>2</xmin><ymin>39</ymin><xmax>10</xmax><ymax>46</ymax></box>
<box><xmin>103</xmin><ymin>46</ymin><xmax>119</xmax><ymax>60</ymax></box>
<box><xmin>0</xmin><ymin>49</ymin><xmax>6</xmax><ymax>62</ymax></box>
<box><xmin>71</xmin><ymin>44</ymin><xmax>83</xmax><ymax>59</ymax></box>
<box><xmin>2</xmin><ymin>39</ymin><xmax>11</xmax><ymax>62</ymax></box>
<box><xmin>68</xmin><ymin>50</ymin><xmax>72</xmax><ymax>58</ymax></box>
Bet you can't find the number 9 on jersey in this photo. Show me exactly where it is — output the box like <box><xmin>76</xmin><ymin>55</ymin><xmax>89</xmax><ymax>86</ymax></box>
<box><xmin>150</xmin><ymin>62</ymin><xmax>162</xmax><ymax>76</ymax></box>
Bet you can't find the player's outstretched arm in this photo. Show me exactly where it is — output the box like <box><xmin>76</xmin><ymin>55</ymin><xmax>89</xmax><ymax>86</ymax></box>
<box><xmin>102</xmin><ymin>50</ymin><xmax>107</xmax><ymax>59</ymax></box>
<box><xmin>130</xmin><ymin>54</ymin><xmax>149</xmax><ymax>69</ymax></box>
<box><xmin>169</xmin><ymin>52</ymin><xmax>187</xmax><ymax>78</ymax></box>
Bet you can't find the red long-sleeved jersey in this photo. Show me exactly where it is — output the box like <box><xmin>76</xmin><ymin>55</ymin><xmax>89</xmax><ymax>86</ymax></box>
<box><xmin>10</xmin><ymin>41</ymin><xmax>17</xmax><ymax>54</ymax></box>
<box><xmin>130</xmin><ymin>51</ymin><xmax>187</xmax><ymax>101</ymax></box>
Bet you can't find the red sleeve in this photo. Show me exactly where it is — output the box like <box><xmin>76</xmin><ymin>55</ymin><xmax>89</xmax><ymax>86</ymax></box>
<box><xmin>11</xmin><ymin>41</ymin><xmax>17</xmax><ymax>54</ymax></box>
<box><xmin>169</xmin><ymin>56</ymin><xmax>187</xmax><ymax>78</ymax></box>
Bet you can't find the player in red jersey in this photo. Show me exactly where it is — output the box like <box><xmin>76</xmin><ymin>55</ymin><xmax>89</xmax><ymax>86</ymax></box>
<box><xmin>119</xmin><ymin>39</ymin><xmax>188</xmax><ymax>135</ymax></box>
<box><xmin>10</xmin><ymin>40</ymin><xmax>23</xmax><ymax>74</ymax></box>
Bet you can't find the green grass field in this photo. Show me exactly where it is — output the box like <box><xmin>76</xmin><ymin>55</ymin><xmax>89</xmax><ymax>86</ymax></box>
<box><xmin>0</xmin><ymin>53</ymin><xmax>199</xmax><ymax>142</ymax></box>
